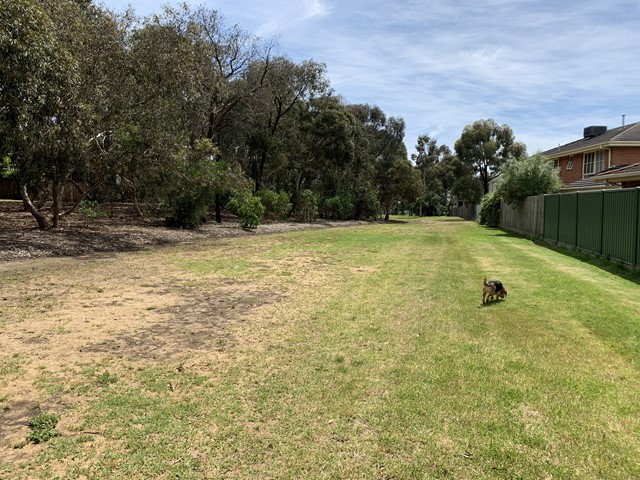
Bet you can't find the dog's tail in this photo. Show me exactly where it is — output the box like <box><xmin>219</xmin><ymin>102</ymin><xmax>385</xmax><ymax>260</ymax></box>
<box><xmin>483</xmin><ymin>277</ymin><xmax>488</xmax><ymax>286</ymax></box>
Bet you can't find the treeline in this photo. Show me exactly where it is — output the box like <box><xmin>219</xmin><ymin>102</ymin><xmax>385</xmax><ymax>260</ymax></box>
<box><xmin>1</xmin><ymin>0</ymin><xmax>426</xmax><ymax>229</ymax></box>
<box><xmin>1</xmin><ymin>0</ymin><xmax>540</xmax><ymax>230</ymax></box>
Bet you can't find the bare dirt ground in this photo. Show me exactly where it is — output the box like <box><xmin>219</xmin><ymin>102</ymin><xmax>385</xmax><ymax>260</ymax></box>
<box><xmin>0</xmin><ymin>201</ymin><xmax>362</xmax><ymax>470</ymax></box>
<box><xmin>0</xmin><ymin>200</ymin><xmax>366</xmax><ymax>262</ymax></box>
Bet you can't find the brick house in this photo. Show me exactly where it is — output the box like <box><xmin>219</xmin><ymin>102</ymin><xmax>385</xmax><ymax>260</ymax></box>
<box><xmin>543</xmin><ymin>122</ymin><xmax>640</xmax><ymax>191</ymax></box>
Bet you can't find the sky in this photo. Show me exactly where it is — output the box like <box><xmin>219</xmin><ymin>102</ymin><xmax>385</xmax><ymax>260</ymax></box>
<box><xmin>100</xmin><ymin>0</ymin><xmax>640</xmax><ymax>157</ymax></box>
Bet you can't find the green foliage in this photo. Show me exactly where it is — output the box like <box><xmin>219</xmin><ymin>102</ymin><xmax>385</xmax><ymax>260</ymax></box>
<box><xmin>79</xmin><ymin>200</ymin><xmax>107</xmax><ymax>219</ymax></box>
<box><xmin>27</xmin><ymin>412</ymin><xmax>60</xmax><ymax>444</ymax></box>
<box><xmin>352</xmin><ymin>185</ymin><xmax>380</xmax><ymax>219</ymax></box>
<box><xmin>227</xmin><ymin>192</ymin><xmax>265</xmax><ymax>228</ymax></box>
<box><xmin>164</xmin><ymin>140</ymin><xmax>244</xmax><ymax>230</ymax></box>
<box><xmin>1</xmin><ymin>155</ymin><xmax>15</xmax><ymax>179</ymax></box>
<box><xmin>497</xmin><ymin>152</ymin><xmax>562</xmax><ymax>206</ymax></box>
<box><xmin>479</xmin><ymin>191</ymin><xmax>501</xmax><ymax>227</ymax></box>
<box><xmin>0</xmin><ymin>0</ymin><xmax>423</xmax><ymax>230</ymax></box>
<box><xmin>257</xmin><ymin>189</ymin><xmax>292</xmax><ymax>221</ymax></box>
<box><xmin>454</xmin><ymin>119</ymin><xmax>527</xmax><ymax>194</ymax></box>
<box><xmin>377</xmin><ymin>156</ymin><xmax>423</xmax><ymax>220</ymax></box>
<box><xmin>323</xmin><ymin>194</ymin><xmax>355</xmax><ymax>220</ymax></box>
<box><xmin>419</xmin><ymin>191</ymin><xmax>449</xmax><ymax>216</ymax></box>
<box><xmin>295</xmin><ymin>189</ymin><xmax>319</xmax><ymax>222</ymax></box>
<box><xmin>165</xmin><ymin>192</ymin><xmax>211</xmax><ymax>229</ymax></box>
<box><xmin>452</xmin><ymin>174</ymin><xmax>483</xmax><ymax>206</ymax></box>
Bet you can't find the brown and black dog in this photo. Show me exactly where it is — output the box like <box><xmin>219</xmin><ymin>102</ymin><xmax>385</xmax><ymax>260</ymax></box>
<box><xmin>482</xmin><ymin>278</ymin><xmax>507</xmax><ymax>305</ymax></box>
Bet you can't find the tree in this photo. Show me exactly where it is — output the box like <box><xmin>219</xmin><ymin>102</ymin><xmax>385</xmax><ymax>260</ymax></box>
<box><xmin>496</xmin><ymin>152</ymin><xmax>562</xmax><ymax>206</ymax></box>
<box><xmin>0</xmin><ymin>0</ymin><xmax>81</xmax><ymax>229</ymax></box>
<box><xmin>140</xmin><ymin>3</ymin><xmax>275</xmax><ymax>222</ymax></box>
<box><xmin>378</xmin><ymin>153</ymin><xmax>423</xmax><ymax>221</ymax></box>
<box><xmin>234</xmin><ymin>58</ymin><xmax>330</xmax><ymax>192</ymax></box>
<box><xmin>1</xmin><ymin>0</ymin><xmax>135</xmax><ymax>229</ymax></box>
<box><xmin>451</xmin><ymin>174</ymin><xmax>483</xmax><ymax>207</ymax></box>
<box><xmin>412</xmin><ymin>135</ymin><xmax>453</xmax><ymax>216</ymax></box>
<box><xmin>454</xmin><ymin>119</ymin><xmax>526</xmax><ymax>195</ymax></box>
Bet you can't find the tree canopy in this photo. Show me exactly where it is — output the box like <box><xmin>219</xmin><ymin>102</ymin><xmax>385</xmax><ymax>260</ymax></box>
<box><xmin>454</xmin><ymin>119</ymin><xmax>526</xmax><ymax>195</ymax></box>
<box><xmin>1</xmin><ymin>1</ymin><xmax>535</xmax><ymax>229</ymax></box>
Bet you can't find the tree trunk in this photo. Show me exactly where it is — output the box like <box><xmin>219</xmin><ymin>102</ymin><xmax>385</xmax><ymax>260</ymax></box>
<box><xmin>215</xmin><ymin>193</ymin><xmax>222</xmax><ymax>223</ymax></box>
<box><xmin>51</xmin><ymin>181</ymin><xmax>61</xmax><ymax>229</ymax></box>
<box><xmin>20</xmin><ymin>184</ymin><xmax>50</xmax><ymax>230</ymax></box>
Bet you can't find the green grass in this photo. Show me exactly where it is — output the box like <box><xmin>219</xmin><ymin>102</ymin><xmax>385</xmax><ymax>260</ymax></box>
<box><xmin>3</xmin><ymin>218</ymin><xmax>640</xmax><ymax>479</ymax></box>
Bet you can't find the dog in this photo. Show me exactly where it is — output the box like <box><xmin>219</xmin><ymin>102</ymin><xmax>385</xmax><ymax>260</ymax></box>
<box><xmin>482</xmin><ymin>278</ymin><xmax>507</xmax><ymax>305</ymax></box>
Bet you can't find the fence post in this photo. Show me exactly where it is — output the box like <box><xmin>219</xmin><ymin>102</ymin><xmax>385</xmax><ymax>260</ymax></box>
<box><xmin>574</xmin><ymin>192</ymin><xmax>580</xmax><ymax>247</ymax></box>
<box><xmin>633</xmin><ymin>187</ymin><xmax>640</xmax><ymax>266</ymax></box>
<box><xmin>599</xmin><ymin>190</ymin><xmax>605</xmax><ymax>256</ymax></box>
<box><xmin>556</xmin><ymin>194</ymin><xmax>560</xmax><ymax>242</ymax></box>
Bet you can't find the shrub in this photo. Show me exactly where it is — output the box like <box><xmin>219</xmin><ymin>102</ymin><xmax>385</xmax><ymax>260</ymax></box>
<box><xmin>323</xmin><ymin>194</ymin><xmax>355</xmax><ymax>220</ymax></box>
<box><xmin>353</xmin><ymin>187</ymin><xmax>380</xmax><ymax>219</ymax></box>
<box><xmin>227</xmin><ymin>191</ymin><xmax>264</xmax><ymax>228</ymax></box>
<box><xmin>79</xmin><ymin>200</ymin><xmax>108</xmax><ymax>219</ymax></box>
<box><xmin>479</xmin><ymin>192</ymin><xmax>501</xmax><ymax>227</ymax></box>
<box><xmin>165</xmin><ymin>191</ymin><xmax>210</xmax><ymax>229</ymax></box>
<box><xmin>497</xmin><ymin>153</ymin><xmax>562</xmax><ymax>206</ymax></box>
<box><xmin>295</xmin><ymin>189</ymin><xmax>318</xmax><ymax>222</ymax></box>
<box><xmin>257</xmin><ymin>189</ymin><xmax>292</xmax><ymax>221</ymax></box>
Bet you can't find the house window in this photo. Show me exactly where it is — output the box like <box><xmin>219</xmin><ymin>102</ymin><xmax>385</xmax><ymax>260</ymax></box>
<box><xmin>583</xmin><ymin>150</ymin><xmax>606</xmax><ymax>176</ymax></box>
<box><xmin>566</xmin><ymin>156</ymin><xmax>573</xmax><ymax>170</ymax></box>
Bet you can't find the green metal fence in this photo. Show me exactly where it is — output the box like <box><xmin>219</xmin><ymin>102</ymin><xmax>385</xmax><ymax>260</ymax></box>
<box><xmin>543</xmin><ymin>188</ymin><xmax>640</xmax><ymax>267</ymax></box>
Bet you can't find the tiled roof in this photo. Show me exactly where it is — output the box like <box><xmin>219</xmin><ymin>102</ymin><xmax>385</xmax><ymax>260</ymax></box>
<box><xmin>593</xmin><ymin>162</ymin><xmax>640</xmax><ymax>181</ymax></box>
<box><xmin>560</xmin><ymin>177</ymin><xmax>619</xmax><ymax>192</ymax></box>
<box><xmin>544</xmin><ymin>122</ymin><xmax>640</xmax><ymax>157</ymax></box>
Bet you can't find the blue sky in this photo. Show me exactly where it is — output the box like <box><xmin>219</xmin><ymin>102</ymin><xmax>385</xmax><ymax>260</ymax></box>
<box><xmin>101</xmin><ymin>0</ymin><xmax>640</xmax><ymax>156</ymax></box>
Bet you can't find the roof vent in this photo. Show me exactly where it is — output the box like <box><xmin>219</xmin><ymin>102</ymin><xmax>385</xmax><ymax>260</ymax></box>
<box><xmin>583</xmin><ymin>125</ymin><xmax>607</xmax><ymax>138</ymax></box>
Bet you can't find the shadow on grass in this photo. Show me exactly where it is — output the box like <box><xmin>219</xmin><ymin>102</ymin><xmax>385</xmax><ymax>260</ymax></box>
<box><xmin>478</xmin><ymin>299</ymin><xmax>508</xmax><ymax>308</ymax></box>
<box><xmin>491</xmin><ymin>228</ymin><xmax>640</xmax><ymax>286</ymax></box>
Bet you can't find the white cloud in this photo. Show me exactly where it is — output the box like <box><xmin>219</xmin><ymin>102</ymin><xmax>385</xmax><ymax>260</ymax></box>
<box><xmin>102</xmin><ymin>0</ymin><xmax>640</xmax><ymax>153</ymax></box>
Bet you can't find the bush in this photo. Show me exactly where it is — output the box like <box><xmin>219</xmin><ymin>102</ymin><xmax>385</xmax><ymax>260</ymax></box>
<box><xmin>323</xmin><ymin>194</ymin><xmax>355</xmax><ymax>220</ymax></box>
<box><xmin>79</xmin><ymin>200</ymin><xmax>108</xmax><ymax>219</ymax></box>
<box><xmin>479</xmin><ymin>192</ymin><xmax>501</xmax><ymax>227</ymax></box>
<box><xmin>497</xmin><ymin>153</ymin><xmax>562</xmax><ymax>206</ymax></box>
<box><xmin>165</xmin><ymin>191</ymin><xmax>210</xmax><ymax>229</ymax></box>
<box><xmin>257</xmin><ymin>189</ymin><xmax>292</xmax><ymax>221</ymax></box>
<box><xmin>227</xmin><ymin>191</ymin><xmax>264</xmax><ymax>228</ymax></box>
<box><xmin>295</xmin><ymin>189</ymin><xmax>318</xmax><ymax>222</ymax></box>
<box><xmin>353</xmin><ymin>187</ymin><xmax>380</xmax><ymax>219</ymax></box>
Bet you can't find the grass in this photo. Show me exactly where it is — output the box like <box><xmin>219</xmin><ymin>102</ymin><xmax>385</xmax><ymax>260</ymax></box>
<box><xmin>2</xmin><ymin>218</ymin><xmax>640</xmax><ymax>479</ymax></box>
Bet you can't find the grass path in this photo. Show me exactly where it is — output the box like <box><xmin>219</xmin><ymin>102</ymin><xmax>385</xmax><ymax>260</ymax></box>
<box><xmin>1</xmin><ymin>218</ymin><xmax>639</xmax><ymax>479</ymax></box>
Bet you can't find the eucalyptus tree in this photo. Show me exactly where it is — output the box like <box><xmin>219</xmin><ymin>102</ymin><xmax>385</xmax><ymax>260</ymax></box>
<box><xmin>145</xmin><ymin>3</ymin><xmax>276</xmax><ymax>222</ymax></box>
<box><xmin>412</xmin><ymin>134</ymin><xmax>454</xmax><ymax>215</ymax></box>
<box><xmin>279</xmin><ymin>95</ymin><xmax>379</xmax><ymax>219</ymax></box>
<box><xmin>0</xmin><ymin>0</ymin><xmax>124</xmax><ymax>229</ymax></box>
<box><xmin>378</xmin><ymin>150</ymin><xmax>423</xmax><ymax>221</ymax></box>
<box><xmin>234</xmin><ymin>57</ymin><xmax>331</xmax><ymax>192</ymax></box>
<box><xmin>454</xmin><ymin>118</ymin><xmax>526</xmax><ymax>194</ymax></box>
<box><xmin>116</xmin><ymin>19</ymin><xmax>205</xmax><ymax>211</ymax></box>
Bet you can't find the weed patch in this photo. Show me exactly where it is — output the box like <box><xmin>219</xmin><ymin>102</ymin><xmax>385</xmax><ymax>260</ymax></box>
<box><xmin>27</xmin><ymin>412</ymin><xmax>60</xmax><ymax>444</ymax></box>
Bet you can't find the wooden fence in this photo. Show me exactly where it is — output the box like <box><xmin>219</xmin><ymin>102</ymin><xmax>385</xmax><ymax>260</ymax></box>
<box><xmin>499</xmin><ymin>194</ymin><xmax>544</xmax><ymax>237</ymax></box>
<box><xmin>0</xmin><ymin>180</ymin><xmax>20</xmax><ymax>200</ymax></box>
<box><xmin>0</xmin><ymin>180</ymin><xmax>82</xmax><ymax>202</ymax></box>
<box><xmin>450</xmin><ymin>203</ymin><xmax>478</xmax><ymax>221</ymax></box>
